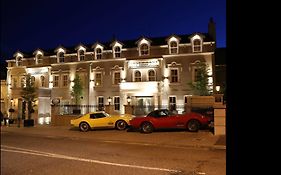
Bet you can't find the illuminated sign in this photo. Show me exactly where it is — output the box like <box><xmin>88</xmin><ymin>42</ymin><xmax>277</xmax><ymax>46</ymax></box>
<box><xmin>128</xmin><ymin>59</ymin><xmax>159</xmax><ymax>68</ymax></box>
<box><xmin>26</xmin><ymin>68</ymin><xmax>48</xmax><ymax>75</ymax></box>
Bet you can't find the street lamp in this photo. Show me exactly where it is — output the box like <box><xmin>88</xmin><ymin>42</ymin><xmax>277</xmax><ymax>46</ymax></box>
<box><xmin>127</xmin><ymin>96</ymin><xmax>131</xmax><ymax>105</ymax></box>
<box><xmin>108</xmin><ymin>97</ymin><xmax>112</xmax><ymax>105</ymax></box>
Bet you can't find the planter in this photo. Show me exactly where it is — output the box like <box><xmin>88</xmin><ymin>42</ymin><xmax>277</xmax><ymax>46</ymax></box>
<box><xmin>24</xmin><ymin>119</ymin><xmax>34</xmax><ymax>127</ymax></box>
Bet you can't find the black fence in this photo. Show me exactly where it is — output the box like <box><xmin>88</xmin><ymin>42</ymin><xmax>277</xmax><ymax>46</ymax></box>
<box><xmin>52</xmin><ymin>104</ymin><xmax>214</xmax><ymax>117</ymax></box>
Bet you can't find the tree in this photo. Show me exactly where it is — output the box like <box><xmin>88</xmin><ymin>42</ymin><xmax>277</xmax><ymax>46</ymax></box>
<box><xmin>21</xmin><ymin>74</ymin><xmax>36</xmax><ymax>120</ymax></box>
<box><xmin>71</xmin><ymin>75</ymin><xmax>83</xmax><ymax>105</ymax></box>
<box><xmin>188</xmin><ymin>61</ymin><xmax>212</xmax><ymax>96</ymax></box>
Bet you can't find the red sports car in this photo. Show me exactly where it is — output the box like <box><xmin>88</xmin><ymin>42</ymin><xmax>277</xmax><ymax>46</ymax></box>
<box><xmin>129</xmin><ymin>109</ymin><xmax>212</xmax><ymax>133</ymax></box>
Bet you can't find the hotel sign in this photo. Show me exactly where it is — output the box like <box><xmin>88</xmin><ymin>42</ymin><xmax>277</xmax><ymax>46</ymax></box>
<box><xmin>128</xmin><ymin>59</ymin><xmax>159</xmax><ymax>68</ymax></box>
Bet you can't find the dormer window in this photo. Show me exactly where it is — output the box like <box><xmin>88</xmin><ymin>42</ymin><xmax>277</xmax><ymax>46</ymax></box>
<box><xmin>190</xmin><ymin>34</ymin><xmax>204</xmax><ymax>53</ymax></box>
<box><xmin>193</xmin><ymin>39</ymin><xmax>202</xmax><ymax>52</ymax></box>
<box><xmin>114</xmin><ymin>46</ymin><xmax>121</xmax><ymax>58</ymax></box>
<box><xmin>58</xmin><ymin>52</ymin><xmax>65</xmax><ymax>63</ymax></box>
<box><xmin>79</xmin><ymin>50</ymin><xmax>85</xmax><ymax>61</ymax></box>
<box><xmin>36</xmin><ymin>54</ymin><xmax>43</xmax><ymax>64</ymax></box>
<box><xmin>16</xmin><ymin>56</ymin><xmax>23</xmax><ymax>66</ymax></box>
<box><xmin>170</xmin><ymin>41</ymin><xmax>178</xmax><ymax>54</ymax></box>
<box><xmin>140</xmin><ymin>44</ymin><xmax>149</xmax><ymax>56</ymax></box>
<box><xmin>96</xmin><ymin>48</ymin><xmax>102</xmax><ymax>59</ymax></box>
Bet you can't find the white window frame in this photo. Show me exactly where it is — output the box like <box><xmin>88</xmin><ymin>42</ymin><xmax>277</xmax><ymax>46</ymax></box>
<box><xmin>140</xmin><ymin>44</ymin><xmax>149</xmax><ymax>56</ymax></box>
<box><xmin>95</xmin><ymin>72</ymin><xmax>102</xmax><ymax>86</ymax></box>
<box><xmin>53</xmin><ymin>75</ymin><xmax>59</xmax><ymax>87</ymax></box>
<box><xmin>97</xmin><ymin>96</ymin><xmax>104</xmax><ymax>111</ymax></box>
<box><xmin>78</xmin><ymin>49</ymin><xmax>85</xmax><ymax>61</ymax></box>
<box><xmin>169</xmin><ymin>41</ymin><xmax>179</xmax><ymax>54</ymax></box>
<box><xmin>169</xmin><ymin>96</ymin><xmax>177</xmax><ymax>111</ymax></box>
<box><xmin>113</xmin><ymin>46</ymin><xmax>121</xmax><ymax>58</ymax></box>
<box><xmin>58</xmin><ymin>52</ymin><xmax>65</xmax><ymax>63</ymax></box>
<box><xmin>113</xmin><ymin>71</ymin><xmax>121</xmax><ymax>85</ymax></box>
<box><xmin>134</xmin><ymin>70</ymin><xmax>142</xmax><ymax>82</ymax></box>
<box><xmin>62</xmin><ymin>74</ymin><xmax>69</xmax><ymax>87</ymax></box>
<box><xmin>191</xmin><ymin>35</ymin><xmax>203</xmax><ymax>53</ymax></box>
<box><xmin>95</xmin><ymin>48</ymin><xmax>102</xmax><ymax>60</ymax></box>
<box><xmin>114</xmin><ymin>96</ymin><xmax>120</xmax><ymax>111</ymax></box>
<box><xmin>148</xmin><ymin>69</ymin><xmax>156</xmax><ymax>81</ymax></box>
<box><xmin>40</xmin><ymin>75</ymin><xmax>45</xmax><ymax>87</ymax></box>
<box><xmin>170</xmin><ymin>68</ymin><xmax>179</xmax><ymax>83</ymax></box>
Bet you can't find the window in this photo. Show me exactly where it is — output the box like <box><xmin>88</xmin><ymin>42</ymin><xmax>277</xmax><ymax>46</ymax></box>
<box><xmin>90</xmin><ymin>112</ymin><xmax>107</xmax><ymax>119</ymax></box>
<box><xmin>36</xmin><ymin>54</ymin><xmax>43</xmax><ymax>64</ymax></box>
<box><xmin>79</xmin><ymin>50</ymin><xmax>85</xmax><ymax>61</ymax></box>
<box><xmin>114</xmin><ymin>46</ymin><xmax>121</xmax><ymax>58</ymax></box>
<box><xmin>63</xmin><ymin>75</ymin><xmax>68</xmax><ymax>87</ymax></box>
<box><xmin>17</xmin><ymin>57</ymin><xmax>22</xmax><ymax>66</ymax></box>
<box><xmin>169</xmin><ymin>97</ymin><xmax>176</xmax><ymax>111</ymax></box>
<box><xmin>134</xmin><ymin>71</ymin><xmax>141</xmax><ymax>82</ymax></box>
<box><xmin>171</xmin><ymin>69</ymin><xmax>178</xmax><ymax>83</ymax></box>
<box><xmin>96</xmin><ymin>48</ymin><xmax>102</xmax><ymax>59</ymax></box>
<box><xmin>194</xmin><ymin>68</ymin><xmax>201</xmax><ymax>82</ymax></box>
<box><xmin>95</xmin><ymin>73</ymin><xmax>102</xmax><ymax>86</ymax></box>
<box><xmin>193</xmin><ymin>39</ymin><xmax>202</xmax><ymax>52</ymax></box>
<box><xmin>97</xmin><ymin>97</ymin><xmax>104</xmax><ymax>111</ymax></box>
<box><xmin>170</xmin><ymin>41</ymin><xmax>178</xmax><ymax>54</ymax></box>
<box><xmin>114</xmin><ymin>72</ymin><xmax>121</xmax><ymax>85</ymax></box>
<box><xmin>140</xmin><ymin>44</ymin><xmax>149</xmax><ymax>56</ymax></box>
<box><xmin>13</xmin><ymin>78</ymin><xmax>17</xmax><ymax>88</ymax></box>
<box><xmin>148</xmin><ymin>70</ymin><xmax>156</xmax><ymax>81</ymax></box>
<box><xmin>40</xmin><ymin>76</ymin><xmax>45</xmax><ymax>87</ymax></box>
<box><xmin>53</xmin><ymin>75</ymin><xmax>59</xmax><ymax>87</ymax></box>
<box><xmin>59</xmin><ymin>52</ymin><xmax>64</xmax><ymax>63</ymax></box>
<box><xmin>21</xmin><ymin>77</ymin><xmax>25</xmax><ymax>88</ymax></box>
<box><xmin>114</xmin><ymin>97</ymin><xmax>120</xmax><ymax>111</ymax></box>
<box><xmin>31</xmin><ymin>76</ymin><xmax>35</xmax><ymax>86</ymax></box>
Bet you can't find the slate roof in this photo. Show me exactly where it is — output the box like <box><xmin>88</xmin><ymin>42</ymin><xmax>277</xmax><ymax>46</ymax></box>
<box><xmin>9</xmin><ymin>33</ymin><xmax>214</xmax><ymax>59</ymax></box>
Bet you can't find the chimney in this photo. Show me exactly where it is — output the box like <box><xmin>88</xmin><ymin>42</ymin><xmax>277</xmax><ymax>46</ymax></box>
<box><xmin>208</xmin><ymin>17</ymin><xmax>216</xmax><ymax>42</ymax></box>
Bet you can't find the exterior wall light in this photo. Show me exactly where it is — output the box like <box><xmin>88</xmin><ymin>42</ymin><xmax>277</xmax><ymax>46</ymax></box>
<box><xmin>216</xmin><ymin>85</ymin><xmax>220</xmax><ymax>92</ymax></box>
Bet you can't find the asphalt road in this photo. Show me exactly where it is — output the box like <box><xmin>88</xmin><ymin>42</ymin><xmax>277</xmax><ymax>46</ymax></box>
<box><xmin>1</xmin><ymin>129</ymin><xmax>225</xmax><ymax>175</ymax></box>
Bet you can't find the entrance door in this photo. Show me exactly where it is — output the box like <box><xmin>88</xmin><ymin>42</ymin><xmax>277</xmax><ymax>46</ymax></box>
<box><xmin>135</xmin><ymin>96</ymin><xmax>153</xmax><ymax>115</ymax></box>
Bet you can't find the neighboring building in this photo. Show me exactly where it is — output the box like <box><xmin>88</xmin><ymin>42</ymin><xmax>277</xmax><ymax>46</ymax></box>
<box><xmin>214</xmin><ymin>47</ymin><xmax>226</xmax><ymax>94</ymax></box>
<box><xmin>5</xmin><ymin>18</ymin><xmax>217</xmax><ymax>124</ymax></box>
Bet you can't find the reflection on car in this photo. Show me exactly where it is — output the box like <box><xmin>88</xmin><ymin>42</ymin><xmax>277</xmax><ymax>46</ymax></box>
<box><xmin>129</xmin><ymin>109</ymin><xmax>212</xmax><ymax>133</ymax></box>
<box><xmin>70</xmin><ymin>111</ymin><xmax>135</xmax><ymax>132</ymax></box>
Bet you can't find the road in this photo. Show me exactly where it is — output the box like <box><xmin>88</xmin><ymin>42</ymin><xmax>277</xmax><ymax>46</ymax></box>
<box><xmin>1</xmin><ymin>128</ymin><xmax>225</xmax><ymax>175</ymax></box>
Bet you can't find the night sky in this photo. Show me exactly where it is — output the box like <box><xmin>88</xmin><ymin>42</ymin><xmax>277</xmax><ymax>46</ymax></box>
<box><xmin>0</xmin><ymin>0</ymin><xmax>226</xmax><ymax>63</ymax></box>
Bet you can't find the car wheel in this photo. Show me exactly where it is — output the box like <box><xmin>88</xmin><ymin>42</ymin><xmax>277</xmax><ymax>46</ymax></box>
<box><xmin>115</xmin><ymin>120</ymin><xmax>127</xmax><ymax>130</ymax></box>
<box><xmin>79</xmin><ymin>122</ymin><xmax>90</xmax><ymax>132</ymax></box>
<box><xmin>140</xmin><ymin>122</ymin><xmax>153</xmax><ymax>133</ymax></box>
<box><xmin>187</xmin><ymin>120</ymin><xmax>200</xmax><ymax>132</ymax></box>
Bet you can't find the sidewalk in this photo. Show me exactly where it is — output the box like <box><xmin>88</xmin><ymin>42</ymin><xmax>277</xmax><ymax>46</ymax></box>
<box><xmin>1</xmin><ymin>124</ymin><xmax>226</xmax><ymax>150</ymax></box>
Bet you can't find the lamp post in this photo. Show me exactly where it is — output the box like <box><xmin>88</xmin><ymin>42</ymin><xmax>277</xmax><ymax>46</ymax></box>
<box><xmin>216</xmin><ymin>85</ymin><xmax>220</xmax><ymax>93</ymax></box>
<box><xmin>108</xmin><ymin>97</ymin><xmax>112</xmax><ymax>105</ymax></box>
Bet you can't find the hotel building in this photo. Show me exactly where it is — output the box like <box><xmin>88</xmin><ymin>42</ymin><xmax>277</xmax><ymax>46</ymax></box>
<box><xmin>5</xmin><ymin>19</ymin><xmax>217</xmax><ymax>124</ymax></box>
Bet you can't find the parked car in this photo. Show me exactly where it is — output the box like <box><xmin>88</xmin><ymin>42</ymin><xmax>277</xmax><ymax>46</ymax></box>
<box><xmin>129</xmin><ymin>109</ymin><xmax>212</xmax><ymax>133</ymax></box>
<box><xmin>70</xmin><ymin>111</ymin><xmax>135</xmax><ymax>132</ymax></box>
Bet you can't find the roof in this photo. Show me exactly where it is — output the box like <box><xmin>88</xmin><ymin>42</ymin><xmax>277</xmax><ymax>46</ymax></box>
<box><xmin>8</xmin><ymin>33</ymin><xmax>214</xmax><ymax>59</ymax></box>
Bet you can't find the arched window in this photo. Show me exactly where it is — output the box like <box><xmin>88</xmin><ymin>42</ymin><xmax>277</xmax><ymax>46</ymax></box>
<box><xmin>79</xmin><ymin>50</ymin><xmax>85</xmax><ymax>61</ymax></box>
<box><xmin>148</xmin><ymin>70</ymin><xmax>156</xmax><ymax>81</ymax></box>
<box><xmin>140</xmin><ymin>44</ymin><xmax>149</xmax><ymax>56</ymax></box>
<box><xmin>193</xmin><ymin>39</ymin><xmax>202</xmax><ymax>52</ymax></box>
<box><xmin>170</xmin><ymin>41</ymin><xmax>178</xmax><ymax>54</ymax></box>
<box><xmin>134</xmin><ymin>71</ymin><xmax>141</xmax><ymax>82</ymax></box>
<box><xmin>58</xmin><ymin>52</ymin><xmax>64</xmax><ymax>63</ymax></box>
<box><xmin>96</xmin><ymin>48</ymin><xmax>102</xmax><ymax>59</ymax></box>
<box><xmin>114</xmin><ymin>46</ymin><xmax>121</xmax><ymax>58</ymax></box>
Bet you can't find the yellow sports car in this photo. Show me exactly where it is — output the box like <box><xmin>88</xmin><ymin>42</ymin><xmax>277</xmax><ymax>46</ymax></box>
<box><xmin>70</xmin><ymin>111</ymin><xmax>135</xmax><ymax>132</ymax></box>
